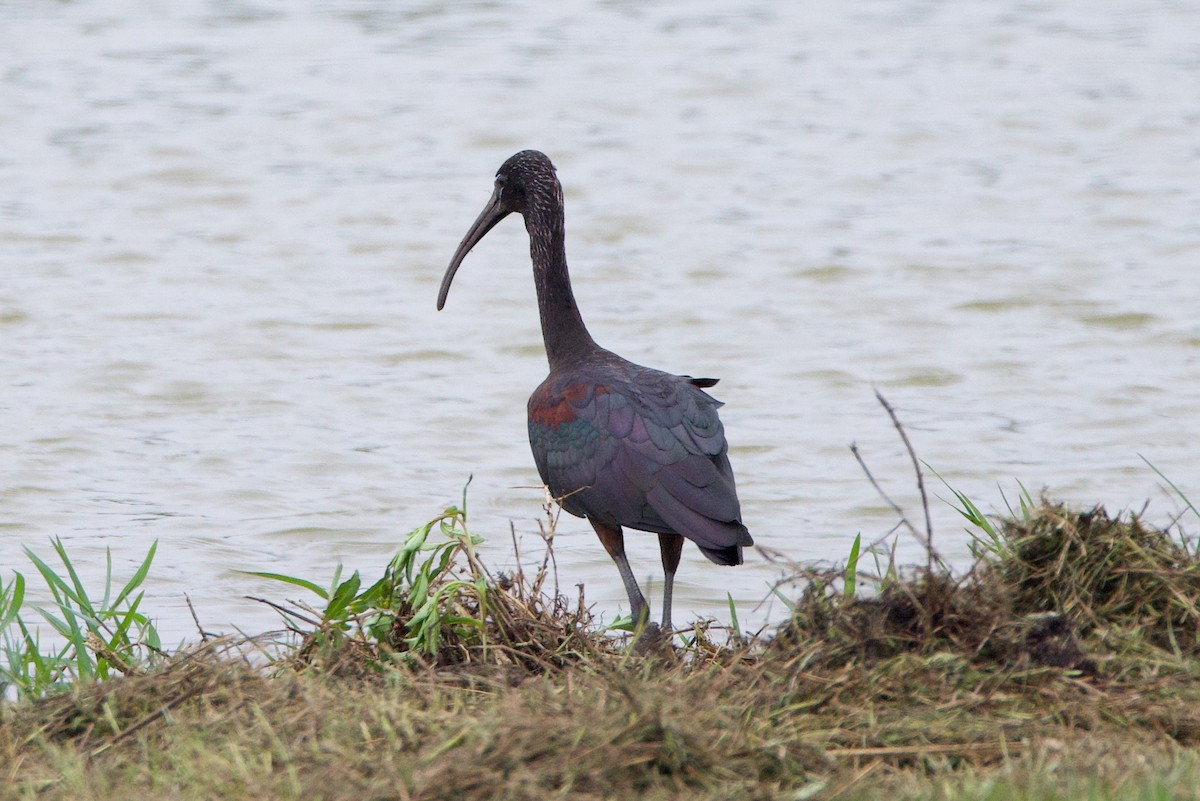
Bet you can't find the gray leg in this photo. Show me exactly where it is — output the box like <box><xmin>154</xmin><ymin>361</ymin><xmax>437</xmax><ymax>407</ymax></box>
<box><xmin>658</xmin><ymin>532</ymin><xmax>685</xmax><ymax>633</ymax></box>
<box><xmin>591</xmin><ymin>520</ymin><xmax>648</xmax><ymax>626</ymax></box>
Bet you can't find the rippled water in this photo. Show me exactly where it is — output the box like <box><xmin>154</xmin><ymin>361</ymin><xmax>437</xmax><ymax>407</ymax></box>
<box><xmin>3</xmin><ymin>1</ymin><xmax>1198</xmax><ymax>642</ymax></box>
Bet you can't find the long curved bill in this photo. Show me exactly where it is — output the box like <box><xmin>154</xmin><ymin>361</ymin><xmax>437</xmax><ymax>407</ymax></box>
<box><xmin>437</xmin><ymin>185</ymin><xmax>510</xmax><ymax>310</ymax></box>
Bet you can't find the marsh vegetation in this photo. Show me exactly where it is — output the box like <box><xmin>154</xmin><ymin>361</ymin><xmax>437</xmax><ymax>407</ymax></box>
<box><xmin>4</xmin><ymin>410</ymin><xmax>1198</xmax><ymax>800</ymax></box>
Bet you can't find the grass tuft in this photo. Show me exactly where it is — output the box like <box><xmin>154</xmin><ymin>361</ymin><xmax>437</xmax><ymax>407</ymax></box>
<box><xmin>1</xmin><ymin>539</ymin><xmax>161</xmax><ymax>701</ymax></box>
<box><xmin>248</xmin><ymin>496</ymin><xmax>614</xmax><ymax>682</ymax></box>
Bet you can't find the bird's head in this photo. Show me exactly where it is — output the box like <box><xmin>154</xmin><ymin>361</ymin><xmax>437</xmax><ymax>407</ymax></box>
<box><xmin>438</xmin><ymin>150</ymin><xmax>562</xmax><ymax>310</ymax></box>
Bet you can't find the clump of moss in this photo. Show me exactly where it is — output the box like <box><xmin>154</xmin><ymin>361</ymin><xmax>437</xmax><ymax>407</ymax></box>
<box><xmin>778</xmin><ymin>500</ymin><xmax>1198</xmax><ymax>673</ymax></box>
<box><xmin>996</xmin><ymin>503</ymin><xmax>1200</xmax><ymax>652</ymax></box>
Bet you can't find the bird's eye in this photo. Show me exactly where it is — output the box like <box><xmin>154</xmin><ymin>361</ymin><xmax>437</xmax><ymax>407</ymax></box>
<box><xmin>495</xmin><ymin>175</ymin><xmax>507</xmax><ymax>188</ymax></box>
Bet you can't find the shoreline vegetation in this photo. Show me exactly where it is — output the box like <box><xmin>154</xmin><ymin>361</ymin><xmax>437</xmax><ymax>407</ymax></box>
<box><xmin>3</xmin><ymin>405</ymin><xmax>1198</xmax><ymax>800</ymax></box>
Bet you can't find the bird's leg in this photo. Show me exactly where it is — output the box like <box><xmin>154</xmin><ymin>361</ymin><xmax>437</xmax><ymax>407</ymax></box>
<box><xmin>658</xmin><ymin>532</ymin><xmax>685</xmax><ymax>634</ymax></box>
<box><xmin>590</xmin><ymin>520</ymin><xmax>649</xmax><ymax>628</ymax></box>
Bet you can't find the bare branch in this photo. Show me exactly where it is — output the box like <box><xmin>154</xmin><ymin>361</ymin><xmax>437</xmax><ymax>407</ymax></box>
<box><xmin>874</xmin><ymin>390</ymin><xmax>940</xmax><ymax>572</ymax></box>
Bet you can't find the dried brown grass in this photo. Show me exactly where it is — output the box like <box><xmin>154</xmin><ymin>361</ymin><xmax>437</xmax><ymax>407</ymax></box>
<box><xmin>4</xmin><ymin>500</ymin><xmax>1200</xmax><ymax>800</ymax></box>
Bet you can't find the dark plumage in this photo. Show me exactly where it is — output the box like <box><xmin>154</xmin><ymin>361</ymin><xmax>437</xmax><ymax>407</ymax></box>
<box><xmin>437</xmin><ymin>149</ymin><xmax>752</xmax><ymax>634</ymax></box>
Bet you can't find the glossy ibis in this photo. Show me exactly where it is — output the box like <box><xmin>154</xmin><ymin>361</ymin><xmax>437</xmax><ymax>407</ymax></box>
<box><xmin>437</xmin><ymin>150</ymin><xmax>752</xmax><ymax>635</ymax></box>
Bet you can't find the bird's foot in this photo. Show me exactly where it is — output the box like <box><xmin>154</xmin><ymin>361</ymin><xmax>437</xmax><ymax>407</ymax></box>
<box><xmin>631</xmin><ymin>621</ymin><xmax>675</xmax><ymax>655</ymax></box>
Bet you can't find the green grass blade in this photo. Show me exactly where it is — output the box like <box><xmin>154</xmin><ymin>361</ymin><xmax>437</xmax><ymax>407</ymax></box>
<box><xmin>844</xmin><ymin>533</ymin><xmax>861</xmax><ymax>600</ymax></box>
<box><xmin>50</xmin><ymin>537</ymin><xmax>97</xmax><ymax>617</ymax></box>
<box><xmin>31</xmin><ymin>597</ymin><xmax>79</xmax><ymax>643</ymax></box>
<box><xmin>325</xmin><ymin>571</ymin><xmax>362</xmax><ymax>620</ymax></box>
<box><xmin>325</xmin><ymin>564</ymin><xmax>345</xmax><ymax>604</ymax></box>
<box><xmin>356</xmin><ymin>575</ymin><xmax>394</xmax><ymax>611</ymax></box>
<box><xmin>606</xmin><ymin>613</ymin><xmax>634</xmax><ymax>632</ymax></box>
<box><xmin>23</xmin><ymin>546</ymin><xmax>83</xmax><ymax>609</ymax></box>
<box><xmin>770</xmin><ymin>585</ymin><xmax>796</xmax><ymax>612</ymax></box>
<box><xmin>460</xmin><ymin>474</ymin><xmax>473</xmax><ymax>518</ymax></box>
<box><xmin>238</xmin><ymin>570</ymin><xmax>329</xmax><ymax>599</ymax></box>
<box><xmin>726</xmin><ymin>592</ymin><xmax>742</xmax><ymax>639</ymax></box>
<box><xmin>1141</xmin><ymin>454</ymin><xmax>1199</xmax><ymax>522</ymax></box>
<box><xmin>111</xmin><ymin>540</ymin><xmax>158</xmax><ymax>609</ymax></box>
<box><xmin>102</xmin><ymin>547</ymin><xmax>114</xmax><ymax>611</ymax></box>
<box><xmin>1016</xmin><ymin>479</ymin><xmax>1034</xmax><ymax>521</ymax></box>
<box><xmin>111</xmin><ymin>590</ymin><xmax>146</xmax><ymax>643</ymax></box>
<box><xmin>143</xmin><ymin>619</ymin><xmax>161</xmax><ymax>650</ymax></box>
<box><xmin>32</xmin><ymin>605</ymin><xmax>94</xmax><ymax>681</ymax></box>
<box><xmin>395</xmin><ymin>524</ymin><xmax>434</xmax><ymax>583</ymax></box>
<box><xmin>0</xmin><ymin>572</ymin><xmax>25</xmax><ymax>630</ymax></box>
<box><xmin>14</xmin><ymin>619</ymin><xmax>57</xmax><ymax>694</ymax></box>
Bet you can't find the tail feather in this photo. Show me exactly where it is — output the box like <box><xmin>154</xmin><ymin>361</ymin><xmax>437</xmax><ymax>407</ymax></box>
<box><xmin>698</xmin><ymin>523</ymin><xmax>753</xmax><ymax>565</ymax></box>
